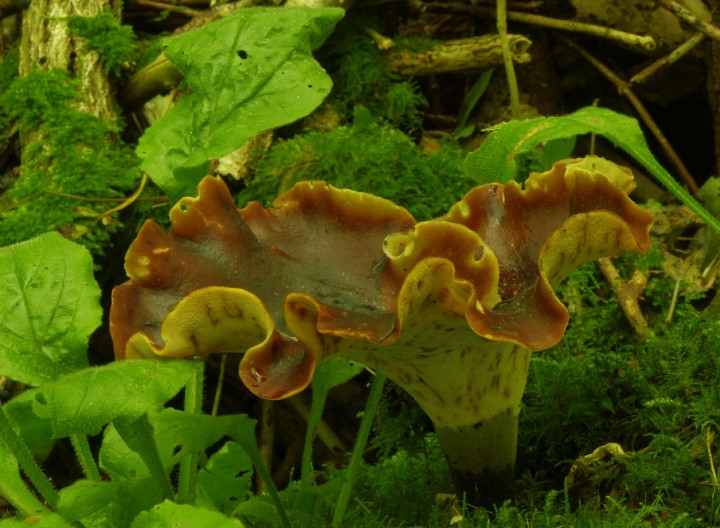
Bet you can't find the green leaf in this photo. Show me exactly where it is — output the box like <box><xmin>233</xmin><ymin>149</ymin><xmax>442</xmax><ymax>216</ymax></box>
<box><xmin>100</xmin><ymin>422</ymin><xmax>147</xmax><ymax>480</ymax></box>
<box><xmin>514</xmin><ymin>136</ymin><xmax>576</xmax><ymax>184</ymax></box>
<box><xmin>58</xmin><ymin>479</ymin><xmax>163</xmax><ymax>528</ymax></box>
<box><xmin>130</xmin><ymin>500</ymin><xmax>245</xmax><ymax>528</ymax></box>
<box><xmin>465</xmin><ymin>106</ymin><xmax>720</xmax><ymax>234</ymax></box>
<box><xmin>0</xmin><ymin>232</ymin><xmax>101</xmax><ymax>386</ymax></box>
<box><xmin>0</xmin><ymin>433</ymin><xmax>49</xmax><ymax>518</ymax></box>
<box><xmin>312</xmin><ymin>357</ymin><xmax>365</xmax><ymax>398</ymax></box>
<box><xmin>196</xmin><ymin>441</ymin><xmax>253</xmax><ymax>514</ymax></box>
<box><xmin>137</xmin><ymin>7</ymin><xmax>344</xmax><ymax>199</ymax></box>
<box><xmin>99</xmin><ymin>409</ymin><xmax>257</xmax><ymax>481</ymax></box>
<box><xmin>453</xmin><ymin>69</ymin><xmax>493</xmax><ymax>137</ymax></box>
<box><xmin>153</xmin><ymin>410</ymin><xmax>256</xmax><ymax>469</ymax></box>
<box><xmin>3</xmin><ymin>394</ymin><xmax>55</xmax><ymax>460</ymax></box>
<box><xmin>699</xmin><ymin>177</ymin><xmax>720</xmax><ymax>271</ymax></box>
<box><xmin>31</xmin><ymin>360</ymin><xmax>195</xmax><ymax>437</ymax></box>
<box><xmin>113</xmin><ymin>414</ymin><xmax>175</xmax><ymax>501</ymax></box>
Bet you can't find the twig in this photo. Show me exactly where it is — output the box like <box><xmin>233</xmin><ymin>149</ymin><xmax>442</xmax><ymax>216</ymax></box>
<box><xmin>656</xmin><ymin>0</ymin><xmax>720</xmax><ymax>42</ymax></box>
<box><xmin>597</xmin><ymin>257</ymin><xmax>649</xmax><ymax>338</ymax></box>
<box><xmin>424</xmin><ymin>3</ymin><xmax>656</xmax><ymax>51</ymax></box>
<box><xmin>497</xmin><ymin>0</ymin><xmax>520</xmax><ymax>117</ymax></box>
<box><xmin>665</xmin><ymin>278</ymin><xmax>681</xmax><ymax>323</ymax></box>
<box><xmin>365</xmin><ymin>27</ymin><xmax>393</xmax><ymax>50</ymax></box>
<box><xmin>122</xmin><ymin>54</ymin><xmax>184</xmax><ymax>110</ymax></box>
<box><xmin>134</xmin><ymin>0</ymin><xmax>200</xmax><ymax>16</ymax></box>
<box><xmin>473</xmin><ymin>0</ymin><xmax>544</xmax><ymax>7</ymax></box>
<box><xmin>385</xmin><ymin>34</ymin><xmax>531</xmax><ymax>77</ymax></box>
<box><xmin>631</xmin><ymin>32</ymin><xmax>706</xmax><ymax>84</ymax></box>
<box><xmin>560</xmin><ymin>35</ymin><xmax>700</xmax><ymax>194</ymax></box>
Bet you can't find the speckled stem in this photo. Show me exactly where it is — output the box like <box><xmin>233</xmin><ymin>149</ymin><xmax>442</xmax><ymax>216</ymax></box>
<box><xmin>435</xmin><ymin>408</ymin><xmax>519</xmax><ymax>507</ymax></box>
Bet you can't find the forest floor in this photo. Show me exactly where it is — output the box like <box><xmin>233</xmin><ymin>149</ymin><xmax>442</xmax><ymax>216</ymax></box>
<box><xmin>2</xmin><ymin>0</ymin><xmax>720</xmax><ymax>527</ymax></box>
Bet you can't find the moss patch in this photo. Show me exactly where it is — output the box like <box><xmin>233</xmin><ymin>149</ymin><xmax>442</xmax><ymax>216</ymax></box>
<box><xmin>0</xmin><ymin>69</ymin><xmax>139</xmax><ymax>252</ymax></box>
<box><xmin>239</xmin><ymin>109</ymin><xmax>470</xmax><ymax>221</ymax></box>
<box><xmin>66</xmin><ymin>10</ymin><xmax>136</xmax><ymax>76</ymax></box>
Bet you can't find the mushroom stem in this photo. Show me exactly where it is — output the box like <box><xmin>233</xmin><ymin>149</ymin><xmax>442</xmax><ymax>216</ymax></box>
<box><xmin>435</xmin><ymin>408</ymin><xmax>519</xmax><ymax>507</ymax></box>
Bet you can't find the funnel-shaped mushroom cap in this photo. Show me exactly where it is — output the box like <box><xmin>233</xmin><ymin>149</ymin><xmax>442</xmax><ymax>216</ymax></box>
<box><xmin>110</xmin><ymin>157</ymin><xmax>652</xmax><ymax>425</ymax></box>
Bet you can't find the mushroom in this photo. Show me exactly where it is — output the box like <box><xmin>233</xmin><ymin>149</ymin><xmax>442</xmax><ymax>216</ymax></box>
<box><xmin>110</xmin><ymin>156</ymin><xmax>653</xmax><ymax>506</ymax></box>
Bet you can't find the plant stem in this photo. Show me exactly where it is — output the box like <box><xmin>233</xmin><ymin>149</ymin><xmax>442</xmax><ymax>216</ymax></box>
<box><xmin>0</xmin><ymin>405</ymin><xmax>59</xmax><ymax>508</ymax></box>
<box><xmin>70</xmin><ymin>434</ymin><xmax>101</xmax><ymax>481</ymax></box>
<box><xmin>435</xmin><ymin>409</ymin><xmax>519</xmax><ymax>507</ymax></box>
<box><xmin>300</xmin><ymin>391</ymin><xmax>326</xmax><ymax>491</ymax></box>
<box><xmin>332</xmin><ymin>372</ymin><xmax>386</xmax><ymax>528</ymax></box>
<box><xmin>0</xmin><ymin>471</ymin><xmax>49</xmax><ymax>518</ymax></box>
<box><xmin>496</xmin><ymin>0</ymin><xmax>520</xmax><ymax>117</ymax></box>
<box><xmin>211</xmin><ymin>353</ymin><xmax>227</xmax><ymax>417</ymax></box>
<box><xmin>234</xmin><ymin>433</ymin><xmax>292</xmax><ymax>528</ymax></box>
<box><xmin>177</xmin><ymin>359</ymin><xmax>204</xmax><ymax>504</ymax></box>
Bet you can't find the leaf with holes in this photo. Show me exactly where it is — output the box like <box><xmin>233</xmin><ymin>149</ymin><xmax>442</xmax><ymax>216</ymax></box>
<box><xmin>0</xmin><ymin>232</ymin><xmax>100</xmax><ymax>386</ymax></box>
<box><xmin>137</xmin><ymin>7</ymin><xmax>343</xmax><ymax>200</ymax></box>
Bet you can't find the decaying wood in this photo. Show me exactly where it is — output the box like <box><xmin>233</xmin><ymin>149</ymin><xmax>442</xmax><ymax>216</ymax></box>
<box><xmin>597</xmin><ymin>257</ymin><xmax>649</xmax><ymax>338</ymax></box>
<box><xmin>20</xmin><ymin>0</ymin><xmax>121</xmax><ymax>121</ymax></box>
<box><xmin>656</xmin><ymin>0</ymin><xmax>720</xmax><ymax>42</ymax></box>
<box><xmin>121</xmin><ymin>54</ymin><xmax>184</xmax><ymax>110</ymax></box>
<box><xmin>386</xmin><ymin>34</ymin><xmax>532</xmax><ymax>77</ymax></box>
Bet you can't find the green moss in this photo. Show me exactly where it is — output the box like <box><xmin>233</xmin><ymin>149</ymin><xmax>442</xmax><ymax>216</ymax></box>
<box><xmin>239</xmin><ymin>110</ymin><xmax>469</xmax><ymax>221</ymax></box>
<box><xmin>0</xmin><ymin>69</ymin><xmax>140</xmax><ymax>253</ymax></box>
<box><xmin>0</xmin><ymin>46</ymin><xmax>18</xmax><ymax>93</ymax></box>
<box><xmin>319</xmin><ymin>14</ymin><xmax>427</xmax><ymax>132</ymax></box>
<box><xmin>516</xmin><ymin>253</ymin><xmax>720</xmax><ymax>522</ymax></box>
<box><xmin>66</xmin><ymin>10</ymin><xmax>136</xmax><ymax>76</ymax></box>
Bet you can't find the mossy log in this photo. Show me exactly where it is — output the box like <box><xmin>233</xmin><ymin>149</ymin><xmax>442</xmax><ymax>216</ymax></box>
<box><xmin>386</xmin><ymin>34</ymin><xmax>532</xmax><ymax>77</ymax></box>
<box><xmin>19</xmin><ymin>0</ymin><xmax>120</xmax><ymax>120</ymax></box>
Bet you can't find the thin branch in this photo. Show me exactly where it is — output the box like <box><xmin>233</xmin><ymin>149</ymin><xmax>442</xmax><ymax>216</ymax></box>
<box><xmin>560</xmin><ymin>35</ymin><xmax>700</xmax><ymax>194</ymax></box>
<box><xmin>597</xmin><ymin>257</ymin><xmax>650</xmax><ymax>338</ymax></box>
<box><xmin>656</xmin><ymin>0</ymin><xmax>720</xmax><ymax>42</ymax></box>
<box><xmin>365</xmin><ymin>27</ymin><xmax>394</xmax><ymax>50</ymax></box>
<box><xmin>134</xmin><ymin>0</ymin><xmax>200</xmax><ymax>16</ymax></box>
<box><xmin>631</xmin><ymin>32</ymin><xmax>706</xmax><ymax>84</ymax></box>
<box><xmin>424</xmin><ymin>3</ymin><xmax>656</xmax><ymax>51</ymax></box>
<box><xmin>664</xmin><ymin>279</ymin><xmax>681</xmax><ymax>323</ymax></box>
